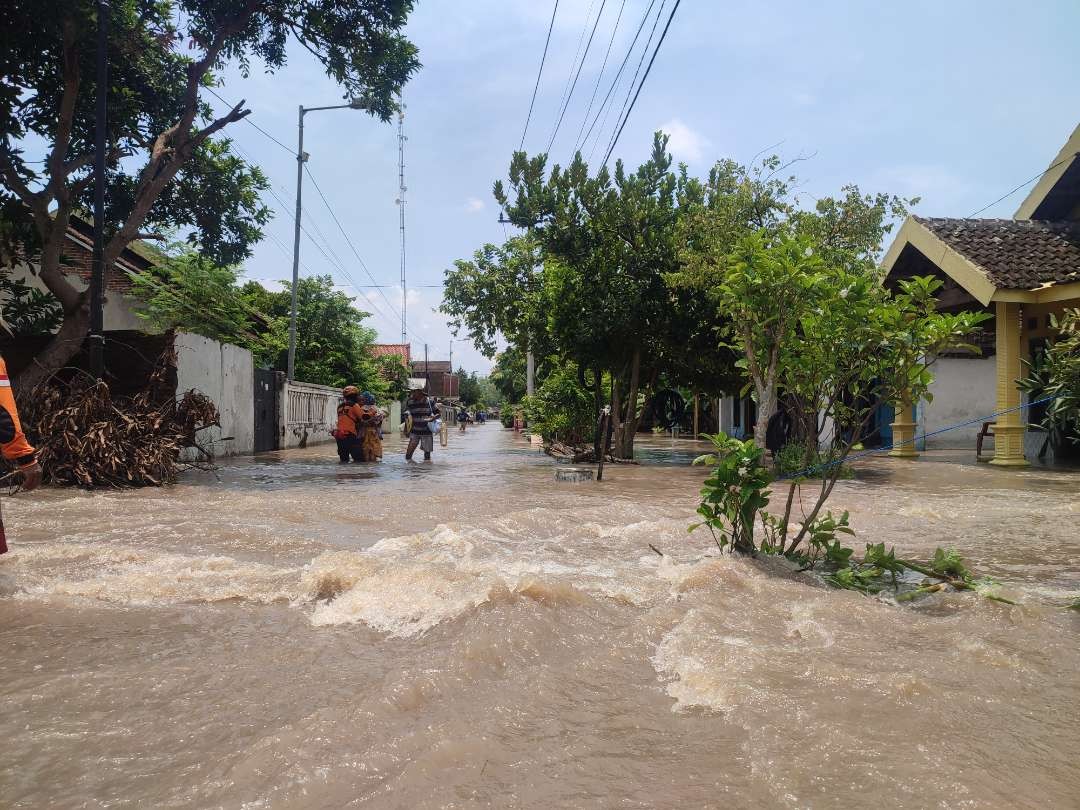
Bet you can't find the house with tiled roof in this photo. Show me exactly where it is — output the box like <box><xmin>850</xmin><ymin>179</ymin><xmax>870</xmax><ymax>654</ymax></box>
<box><xmin>4</xmin><ymin>215</ymin><xmax>160</xmax><ymax>332</ymax></box>
<box><xmin>371</xmin><ymin>343</ymin><xmax>411</xmax><ymax>364</ymax></box>
<box><xmin>879</xmin><ymin>122</ymin><xmax>1080</xmax><ymax>466</ymax></box>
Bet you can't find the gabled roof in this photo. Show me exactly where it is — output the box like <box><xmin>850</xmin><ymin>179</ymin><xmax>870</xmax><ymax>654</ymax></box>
<box><xmin>881</xmin><ymin>216</ymin><xmax>1080</xmax><ymax>306</ymax></box>
<box><xmin>917</xmin><ymin>217</ymin><xmax>1080</xmax><ymax>290</ymax></box>
<box><xmin>1014</xmin><ymin>122</ymin><xmax>1080</xmax><ymax>221</ymax></box>
<box><xmin>371</xmin><ymin>343</ymin><xmax>411</xmax><ymax>364</ymax></box>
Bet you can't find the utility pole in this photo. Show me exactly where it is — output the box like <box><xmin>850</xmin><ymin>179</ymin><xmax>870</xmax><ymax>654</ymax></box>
<box><xmin>397</xmin><ymin>99</ymin><xmax>407</xmax><ymax>346</ymax></box>
<box><xmin>287</xmin><ymin>104</ymin><xmax>306</xmax><ymax>382</ymax></box>
<box><xmin>287</xmin><ymin>98</ymin><xmax>370</xmax><ymax>381</ymax></box>
<box><xmin>88</xmin><ymin>0</ymin><xmax>110</xmax><ymax>379</ymax></box>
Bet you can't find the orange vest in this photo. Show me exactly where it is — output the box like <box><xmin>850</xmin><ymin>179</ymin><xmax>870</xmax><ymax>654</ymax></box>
<box><xmin>0</xmin><ymin>356</ymin><xmax>36</xmax><ymax>465</ymax></box>
<box><xmin>336</xmin><ymin>402</ymin><xmax>365</xmax><ymax>437</ymax></box>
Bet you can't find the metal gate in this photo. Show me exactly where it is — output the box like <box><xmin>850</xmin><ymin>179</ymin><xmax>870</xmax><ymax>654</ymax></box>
<box><xmin>253</xmin><ymin>368</ymin><xmax>279</xmax><ymax>452</ymax></box>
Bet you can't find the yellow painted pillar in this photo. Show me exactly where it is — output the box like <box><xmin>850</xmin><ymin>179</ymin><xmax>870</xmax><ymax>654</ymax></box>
<box><xmin>990</xmin><ymin>300</ymin><xmax>1028</xmax><ymax>467</ymax></box>
<box><xmin>889</xmin><ymin>392</ymin><xmax>919</xmax><ymax>458</ymax></box>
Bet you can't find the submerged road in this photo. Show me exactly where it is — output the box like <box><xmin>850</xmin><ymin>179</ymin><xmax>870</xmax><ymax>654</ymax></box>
<box><xmin>2</xmin><ymin>426</ymin><xmax>1079</xmax><ymax>808</ymax></box>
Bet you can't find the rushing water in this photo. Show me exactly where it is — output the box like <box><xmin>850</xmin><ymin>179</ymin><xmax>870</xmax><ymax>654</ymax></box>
<box><xmin>2</xmin><ymin>428</ymin><xmax>1079</xmax><ymax>809</ymax></box>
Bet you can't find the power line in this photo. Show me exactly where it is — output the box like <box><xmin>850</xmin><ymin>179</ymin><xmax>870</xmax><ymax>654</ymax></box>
<box><xmin>600</xmin><ymin>0</ymin><xmax>667</xmax><ymax>166</ymax></box>
<box><xmin>304</xmin><ymin>164</ymin><xmax>425</xmax><ymax>343</ymax></box>
<box><xmin>519</xmin><ymin>0</ymin><xmax>561</xmax><ymax>152</ymax></box>
<box><xmin>205</xmin><ymin>86</ymin><xmax>294</xmax><ymax>156</ymax></box>
<box><xmin>966</xmin><ymin>151</ymin><xmax>1079</xmax><ymax>218</ymax></box>
<box><xmin>602</xmin><ymin>0</ymin><xmax>682</xmax><ymax>168</ymax></box>
<box><xmin>204</xmin><ymin>86</ymin><xmax>421</xmax><ymax>341</ymax></box>
<box><xmin>546</xmin><ymin>0</ymin><xmax>609</xmax><ymax>156</ymax></box>
<box><xmin>582</xmin><ymin>0</ymin><xmax>659</xmax><ymax>161</ymax></box>
<box><xmin>571</xmin><ymin>0</ymin><xmax>628</xmax><ymax>158</ymax></box>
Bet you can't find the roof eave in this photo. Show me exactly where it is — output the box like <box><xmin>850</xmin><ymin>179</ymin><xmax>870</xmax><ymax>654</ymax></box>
<box><xmin>1013</xmin><ymin>122</ymin><xmax>1080</xmax><ymax>220</ymax></box>
<box><xmin>881</xmin><ymin>216</ymin><xmax>998</xmax><ymax>306</ymax></box>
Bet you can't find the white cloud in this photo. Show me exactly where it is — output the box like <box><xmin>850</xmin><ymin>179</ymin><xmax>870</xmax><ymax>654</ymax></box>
<box><xmin>464</xmin><ymin>196</ymin><xmax>485</xmax><ymax>213</ymax></box>
<box><xmin>657</xmin><ymin>118</ymin><xmax>710</xmax><ymax>164</ymax></box>
<box><xmin>871</xmin><ymin>164</ymin><xmax>970</xmax><ymax>210</ymax></box>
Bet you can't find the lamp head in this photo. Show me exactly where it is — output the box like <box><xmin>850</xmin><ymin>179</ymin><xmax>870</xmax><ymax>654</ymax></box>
<box><xmin>348</xmin><ymin>97</ymin><xmax>370</xmax><ymax>110</ymax></box>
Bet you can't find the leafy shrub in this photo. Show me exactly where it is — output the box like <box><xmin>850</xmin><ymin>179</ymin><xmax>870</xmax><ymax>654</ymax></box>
<box><xmin>691</xmin><ymin>432</ymin><xmax>771</xmax><ymax>554</ymax></box>
<box><xmin>774</xmin><ymin>440</ymin><xmax>854</xmax><ymax>479</ymax></box>
<box><xmin>500</xmin><ymin>407</ymin><xmax>518</xmax><ymax>428</ymax></box>
<box><xmin>521</xmin><ymin>364</ymin><xmax>595</xmax><ymax>445</ymax></box>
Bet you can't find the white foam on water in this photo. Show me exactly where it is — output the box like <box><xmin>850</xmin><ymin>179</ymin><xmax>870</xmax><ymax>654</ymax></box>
<box><xmin>17</xmin><ymin>546</ymin><xmax>300</xmax><ymax>606</ymax></box>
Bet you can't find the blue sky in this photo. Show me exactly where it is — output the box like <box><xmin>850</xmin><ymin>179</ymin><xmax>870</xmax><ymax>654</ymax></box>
<box><xmin>215</xmin><ymin>0</ymin><xmax>1080</xmax><ymax>373</ymax></box>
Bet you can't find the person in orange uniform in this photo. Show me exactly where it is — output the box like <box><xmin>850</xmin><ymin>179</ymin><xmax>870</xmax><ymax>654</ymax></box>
<box><xmin>335</xmin><ymin>385</ymin><xmax>366</xmax><ymax>463</ymax></box>
<box><xmin>0</xmin><ymin>355</ymin><xmax>43</xmax><ymax>555</ymax></box>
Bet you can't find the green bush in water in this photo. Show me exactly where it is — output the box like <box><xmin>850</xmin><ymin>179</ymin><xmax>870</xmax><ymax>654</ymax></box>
<box><xmin>774</xmin><ymin>440</ymin><xmax>854</xmax><ymax>479</ymax></box>
<box><xmin>521</xmin><ymin>364</ymin><xmax>595</xmax><ymax>446</ymax></box>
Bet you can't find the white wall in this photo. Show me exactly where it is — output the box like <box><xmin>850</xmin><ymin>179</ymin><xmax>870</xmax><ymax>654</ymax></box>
<box><xmin>920</xmin><ymin>355</ymin><xmax>997</xmax><ymax>448</ymax></box>
<box><xmin>9</xmin><ymin>262</ymin><xmax>147</xmax><ymax>332</ymax></box>
<box><xmin>281</xmin><ymin>380</ymin><xmax>339</xmax><ymax>449</ymax></box>
<box><xmin>174</xmin><ymin>331</ymin><xmax>254</xmax><ymax>457</ymax></box>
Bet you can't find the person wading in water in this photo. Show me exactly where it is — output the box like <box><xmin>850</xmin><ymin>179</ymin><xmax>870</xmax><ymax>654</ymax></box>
<box><xmin>405</xmin><ymin>385</ymin><xmax>438</xmax><ymax>461</ymax></box>
<box><xmin>334</xmin><ymin>386</ymin><xmax>366</xmax><ymax>463</ymax></box>
<box><xmin>0</xmin><ymin>354</ymin><xmax>42</xmax><ymax>554</ymax></box>
<box><xmin>358</xmin><ymin>391</ymin><xmax>383</xmax><ymax>462</ymax></box>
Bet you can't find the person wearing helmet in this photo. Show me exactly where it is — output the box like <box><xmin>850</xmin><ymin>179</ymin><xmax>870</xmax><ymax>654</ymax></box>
<box><xmin>334</xmin><ymin>385</ymin><xmax>365</xmax><ymax>463</ymax></box>
<box><xmin>0</xmin><ymin>353</ymin><xmax>42</xmax><ymax>554</ymax></box>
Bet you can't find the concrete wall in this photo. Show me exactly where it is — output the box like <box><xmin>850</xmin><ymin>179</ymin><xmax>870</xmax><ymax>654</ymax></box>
<box><xmin>174</xmin><ymin>332</ymin><xmax>254</xmax><ymax>457</ymax></box>
<box><xmin>919</xmin><ymin>355</ymin><xmax>997</xmax><ymax>448</ymax></box>
<box><xmin>281</xmin><ymin>380</ymin><xmax>339</xmax><ymax>449</ymax></box>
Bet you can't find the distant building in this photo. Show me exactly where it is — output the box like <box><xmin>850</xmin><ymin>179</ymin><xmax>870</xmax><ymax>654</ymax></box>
<box><xmin>371</xmin><ymin>343</ymin><xmax>411</xmax><ymax>365</ymax></box>
<box><xmin>409</xmin><ymin>359</ymin><xmax>458</xmax><ymax>398</ymax></box>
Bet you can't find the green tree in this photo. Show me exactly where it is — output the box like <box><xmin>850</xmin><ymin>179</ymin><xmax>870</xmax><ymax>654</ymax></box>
<box><xmin>456</xmin><ymin>367</ymin><xmax>482</xmax><ymax>405</ymax></box>
<box><xmin>674</xmin><ymin>165</ymin><xmax>915</xmax><ymax>446</ymax></box>
<box><xmin>494</xmin><ymin>133</ymin><xmax>696</xmax><ymax>458</ymax></box>
<box><xmin>376</xmin><ymin>353</ymin><xmax>410</xmax><ymax>402</ymax></box>
<box><xmin>130</xmin><ymin>244</ymin><xmax>264</xmax><ymax>349</ymax></box>
<box><xmin>1</xmin><ymin>0</ymin><xmax>418</xmax><ymax>396</ymax></box>
<box><xmin>1019</xmin><ymin>308</ymin><xmax>1080</xmax><ymax>458</ymax></box>
<box><xmin>0</xmin><ymin>275</ymin><xmax>64</xmax><ymax>336</ymax></box>
<box><xmin>522</xmin><ymin>362</ymin><xmax>595</xmax><ymax>446</ymax></box>
<box><xmin>239</xmin><ymin>275</ymin><xmax>383</xmax><ymax>391</ymax></box>
<box><xmin>696</xmin><ymin>263</ymin><xmax>988</xmax><ymax>556</ymax></box>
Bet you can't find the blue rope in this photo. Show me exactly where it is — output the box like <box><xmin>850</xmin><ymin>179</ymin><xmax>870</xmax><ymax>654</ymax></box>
<box><xmin>778</xmin><ymin>394</ymin><xmax>1058</xmax><ymax>480</ymax></box>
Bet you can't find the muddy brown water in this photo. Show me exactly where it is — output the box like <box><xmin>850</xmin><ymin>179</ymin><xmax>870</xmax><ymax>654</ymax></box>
<box><xmin>2</xmin><ymin>428</ymin><xmax>1079</xmax><ymax>809</ymax></box>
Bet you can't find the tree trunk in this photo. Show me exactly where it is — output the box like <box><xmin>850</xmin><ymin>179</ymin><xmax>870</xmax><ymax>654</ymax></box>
<box><xmin>753</xmin><ymin>371</ymin><xmax>777</xmax><ymax>449</ymax></box>
<box><xmin>14</xmin><ymin>295</ymin><xmax>90</xmax><ymax>401</ymax></box>
<box><xmin>612</xmin><ymin>348</ymin><xmax>642</xmax><ymax>459</ymax></box>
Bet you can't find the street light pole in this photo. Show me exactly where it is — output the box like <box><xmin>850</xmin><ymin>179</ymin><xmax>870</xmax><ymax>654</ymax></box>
<box><xmin>287</xmin><ymin>104</ymin><xmax>305</xmax><ymax>381</ymax></box>
<box><xmin>287</xmin><ymin>98</ymin><xmax>371</xmax><ymax>381</ymax></box>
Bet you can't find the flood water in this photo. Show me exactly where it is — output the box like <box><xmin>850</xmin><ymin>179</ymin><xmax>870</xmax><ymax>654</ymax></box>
<box><xmin>2</xmin><ymin>427</ymin><xmax>1079</xmax><ymax>809</ymax></box>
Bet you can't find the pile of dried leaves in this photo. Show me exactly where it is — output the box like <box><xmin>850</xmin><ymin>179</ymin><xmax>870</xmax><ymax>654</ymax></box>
<box><xmin>20</xmin><ymin>352</ymin><xmax>220</xmax><ymax>488</ymax></box>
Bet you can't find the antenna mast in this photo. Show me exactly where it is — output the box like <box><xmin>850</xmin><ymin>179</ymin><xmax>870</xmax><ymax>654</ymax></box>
<box><xmin>396</xmin><ymin>99</ymin><xmax>407</xmax><ymax>346</ymax></box>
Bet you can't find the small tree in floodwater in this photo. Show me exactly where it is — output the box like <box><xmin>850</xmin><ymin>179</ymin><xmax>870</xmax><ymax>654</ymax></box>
<box><xmin>691</xmin><ymin>252</ymin><xmax>989</xmax><ymax>555</ymax></box>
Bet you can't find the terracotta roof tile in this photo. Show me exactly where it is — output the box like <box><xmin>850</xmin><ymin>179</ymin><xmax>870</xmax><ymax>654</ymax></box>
<box><xmin>916</xmin><ymin>216</ymin><xmax>1080</xmax><ymax>290</ymax></box>
<box><xmin>371</xmin><ymin>343</ymin><xmax>411</xmax><ymax>363</ymax></box>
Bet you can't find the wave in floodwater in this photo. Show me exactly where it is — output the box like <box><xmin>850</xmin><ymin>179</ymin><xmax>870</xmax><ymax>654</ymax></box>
<box><xmin>3</xmin><ymin>433</ymin><xmax>1080</xmax><ymax>809</ymax></box>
